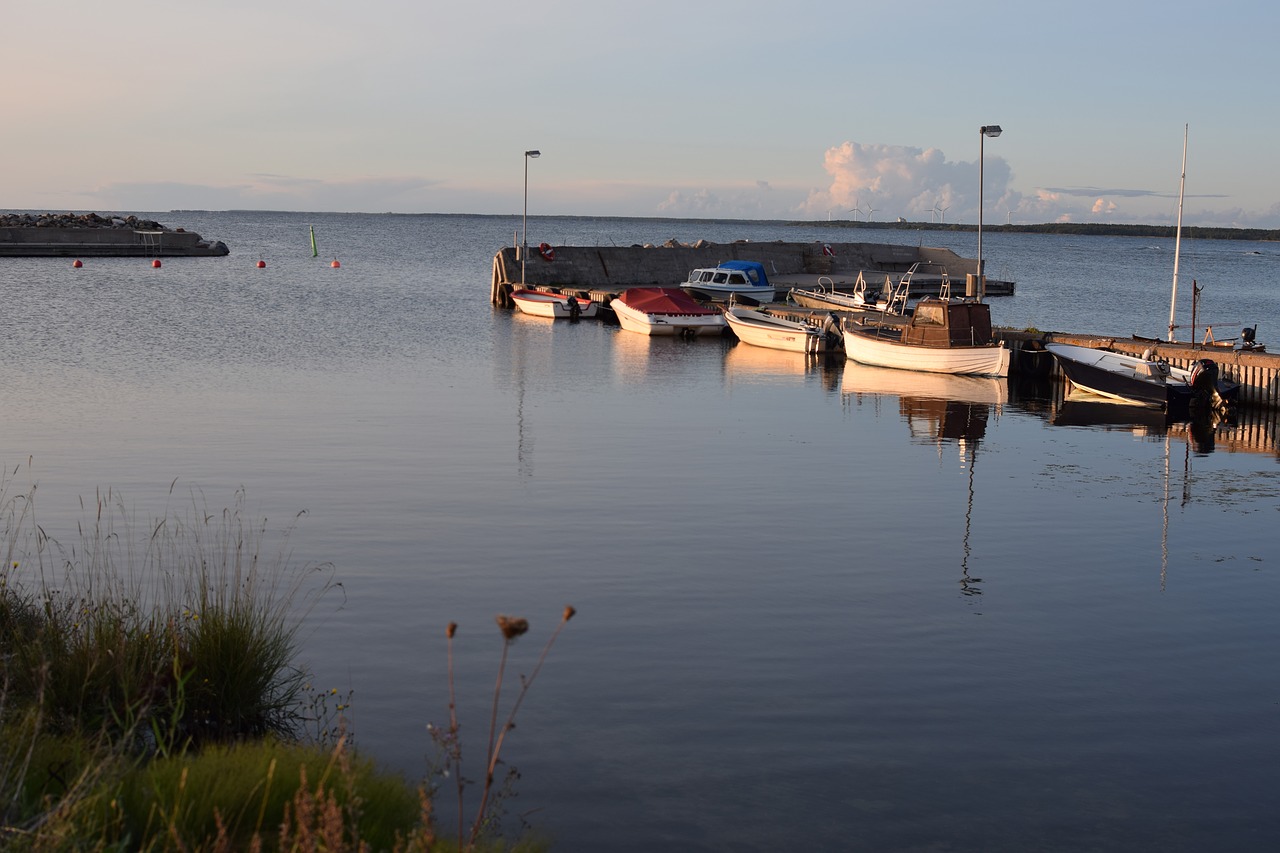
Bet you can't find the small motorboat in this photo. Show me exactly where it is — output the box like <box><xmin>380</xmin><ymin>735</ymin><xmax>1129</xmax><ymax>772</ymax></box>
<box><xmin>724</xmin><ymin>305</ymin><xmax>839</xmax><ymax>354</ymax></box>
<box><xmin>680</xmin><ymin>260</ymin><xmax>775</xmax><ymax>304</ymax></box>
<box><xmin>1045</xmin><ymin>342</ymin><xmax>1237</xmax><ymax>412</ymax></box>
<box><xmin>788</xmin><ymin>271</ymin><xmax>907</xmax><ymax>326</ymax></box>
<box><xmin>611</xmin><ymin>287</ymin><xmax>726</xmax><ymax>337</ymax></box>
<box><xmin>511</xmin><ymin>289</ymin><xmax>599</xmax><ymax>320</ymax></box>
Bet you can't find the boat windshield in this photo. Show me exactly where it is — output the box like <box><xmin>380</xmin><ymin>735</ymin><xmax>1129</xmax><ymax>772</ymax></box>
<box><xmin>914</xmin><ymin>302</ymin><xmax>947</xmax><ymax>326</ymax></box>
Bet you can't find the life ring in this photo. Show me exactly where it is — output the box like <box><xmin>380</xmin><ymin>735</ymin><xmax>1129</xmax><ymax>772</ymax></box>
<box><xmin>538</xmin><ymin>242</ymin><xmax>555</xmax><ymax>262</ymax></box>
<box><xmin>822</xmin><ymin>243</ymin><xmax>835</xmax><ymax>257</ymax></box>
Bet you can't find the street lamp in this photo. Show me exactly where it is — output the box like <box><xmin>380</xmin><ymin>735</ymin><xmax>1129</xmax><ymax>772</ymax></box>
<box><xmin>522</xmin><ymin>149</ymin><xmax>540</xmax><ymax>286</ymax></box>
<box><xmin>977</xmin><ymin>125</ymin><xmax>1001</xmax><ymax>301</ymax></box>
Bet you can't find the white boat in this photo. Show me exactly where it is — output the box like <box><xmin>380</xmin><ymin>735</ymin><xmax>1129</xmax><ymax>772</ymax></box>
<box><xmin>788</xmin><ymin>271</ymin><xmax>901</xmax><ymax>316</ymax></box>
<box><xmin>611</xmin><ymin>287</ymin><xmax>726</xmax><ymax>337</ymax></box>
<box><xmin>842</xmin><ymin>296</ymin><xmax>1011</xmax><ymax>376</ymax></box>
<box><xmin>511</xmin><ymin>288</ymin><xmax>599</xmax><ymax>319</ymax></box>
<box><xmin>681</xmin><ymin>260</ymin><xmax>775</xmax><ymax>304</ymax></box>
<box><xmin>723</xmin><ymin>305</ymin><xmax>839</xmax><ymax>353</ymax></box>
<box><xmin>1045</xmin><ymin>127</ymin><xmax>1238</xmax><ymax>413</ymax></box>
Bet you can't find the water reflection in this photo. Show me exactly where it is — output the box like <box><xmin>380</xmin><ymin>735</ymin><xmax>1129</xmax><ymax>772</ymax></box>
<box><xmin>1047</xmin><ymin>391</ymin><xmax>1241</xmax><ymax>456</ymax></box>
<box><xmin>840</xmin><ymin>363</ymin><xmax>1003</xmax><ymax>597</ymax></box>
<box><xmin>841</xmin><ymin>362</ymin><xmax>1005</xmax><ymax>443</ymax></box>
<box><xmin>721</xmin><ymin>342</ymin><xmax>843</xmax><ymax>393</ymax></box>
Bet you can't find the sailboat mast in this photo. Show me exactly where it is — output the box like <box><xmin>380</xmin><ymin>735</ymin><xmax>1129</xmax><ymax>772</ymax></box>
<box><xmin>1168</xmin><ymin>124</ymin><xmax>1187</xmax><ymax>342</ymax></box>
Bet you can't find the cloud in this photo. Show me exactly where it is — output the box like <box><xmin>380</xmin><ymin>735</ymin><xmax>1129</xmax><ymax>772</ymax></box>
<box><xmin>1044</xmin><ymin>186</ymin><xmax>1162</xmax><ymax>199</ymax></box>
<box><xmin>1040</xmin><ymin>185</ymin><xmax>1229</xmax><ymax>200</ymax></box>
<box><xmin>799</xmin><ymin>141</ymin><xmax>1016</xmax><ymax>223</ymax></box>
<box><xmin>655</xmin><ymin>182</ymin><xmax>796</xmax><ymax>219</ymax></box>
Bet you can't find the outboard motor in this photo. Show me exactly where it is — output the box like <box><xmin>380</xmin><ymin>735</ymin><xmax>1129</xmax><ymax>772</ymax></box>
<box><xmin>1189</xmin><ymin>358</ymin><xmax>1219</xmax><ymax>394</ymax></box>
<box><xmin>1241</xmin><ymin>325</ymin><xmax>1259</xmax><ymax>350</ymax></box>
<box><xmin>1189</xmin><ymin>358</ymin><xmax>1230</xmax><ymax>416</ymax></box>
<box><xmin>568</xmin><ymin>297</ymin><xmax>582</xmax><ymax>321</ymax></box>
<box><xmin>821</xmin><ymin>312</ymin><xmax>843</xmax><ymax>350</ymax></box>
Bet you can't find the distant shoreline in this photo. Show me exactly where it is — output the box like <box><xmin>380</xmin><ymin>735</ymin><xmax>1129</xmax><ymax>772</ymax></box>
<box><xmin>7</xmin><ymin>209</ymin><xmax>1276</xmax><ymax>243</ymax></box>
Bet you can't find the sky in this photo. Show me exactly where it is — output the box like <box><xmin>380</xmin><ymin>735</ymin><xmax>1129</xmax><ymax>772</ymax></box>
<box><xmin>4</xmin><ymin>0</ymin><xmax>1279</xmax><ymax>227</ymax></box>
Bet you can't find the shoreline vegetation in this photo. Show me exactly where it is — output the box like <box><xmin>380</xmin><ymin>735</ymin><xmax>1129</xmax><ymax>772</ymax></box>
<box><xmin>0</xmin><ymin>472</ymin><xmax>568</xmax><ymax>852</ymax></box>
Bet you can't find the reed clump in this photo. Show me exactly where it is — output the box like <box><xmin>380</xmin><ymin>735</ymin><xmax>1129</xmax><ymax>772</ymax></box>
<box><xmin>0</xmin><ymin>469</ymin><xmax>571</xmax><ymax>852</ymax></box>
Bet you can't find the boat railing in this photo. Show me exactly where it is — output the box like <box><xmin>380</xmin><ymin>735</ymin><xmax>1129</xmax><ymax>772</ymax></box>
<box><xmin>898</xmin><ymin>261</ymin><xmax>954</xmax><ymax>305</ymax></box>
<box><xmin>883</xmin><ymin>273</ymin><xmax>912</xmax><ymax>317</ymax></box>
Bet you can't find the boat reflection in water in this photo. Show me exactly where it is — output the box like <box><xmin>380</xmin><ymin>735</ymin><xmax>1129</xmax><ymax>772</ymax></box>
<box><xmin>721</xmin><ymin>341</ymin><xmax>842</xmax><ymax>394</ymax></box>
<box><xmin>1045</xmin><ymin>391</ymin><xmax>1237</xmax><ymax>589</ymax></box>
<box><xmin>842</xmin><ymin>362</ymin><xmax>1005</xmax><ymax>596</ymax></box>
<box><xmin>1050</xmin><ymin>391</ymin><xmax>1225</xmax><ymax>454</ymax></box>
<box><xmin>842</xmin><ymin>361</ymin><xmax>1006</xmax><ymax>442</ymax></box>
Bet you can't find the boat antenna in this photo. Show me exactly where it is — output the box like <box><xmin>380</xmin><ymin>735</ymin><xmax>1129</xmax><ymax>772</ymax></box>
<box><xmin>1168</xmin><ymin>124</ymin><xmax>1187</xmax><ymax>342</ymax></box>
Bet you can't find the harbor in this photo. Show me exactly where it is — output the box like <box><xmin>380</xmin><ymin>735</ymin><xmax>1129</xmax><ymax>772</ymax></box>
<box><xmin>3</xmin><ymin>210</ymin><xmax>1280</xmax><ymax>853</ymax></box>
<box><xmin>490</xmin><ymin>238</ymin><xmax>1280</xmax><ymax>410</ymax></box>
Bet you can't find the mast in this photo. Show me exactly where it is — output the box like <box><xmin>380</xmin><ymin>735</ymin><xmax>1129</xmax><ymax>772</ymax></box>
<box><xmin>1168</xmin><ymin>124</ymin><xmax>1187</xmax><ymax>342</ymax></box>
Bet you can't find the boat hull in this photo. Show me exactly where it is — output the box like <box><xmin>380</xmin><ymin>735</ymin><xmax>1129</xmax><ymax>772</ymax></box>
<box><xmin>724</xmin><ymin>306</ymin><xmax>830</xmax><ymax>353</ymax></box>
<box><xmin>1046</xmin><ymin>343</ymin><xmax>1239</xmax><ymax>411</ymax></box>
<box><xmin>511</xmin><ymin>289</ymin><xmax>599</xmax><ymax>319</ymax></box>
<box><xmin>842</xmin><ymin>326</ymin><xmax>1011</xmax><ymax>376</ymax></box>
<box><xmin>1045</xmin><ymin>344</ymin><xmax>1171</xmax><ymax>407</ymax></box>
<box><xmin>612</xmin><ymin>288</ymin><xmax>726</xmax><ymax>337</ymax></box>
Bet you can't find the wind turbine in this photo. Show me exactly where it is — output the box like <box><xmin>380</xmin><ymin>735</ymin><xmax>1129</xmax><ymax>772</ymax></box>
<box><xmin>848</xmin><ymin>197</ymin><xmax>864</xmax><ymax>221</ymax></box>
<box><xmin>931</xmin><ymin>199</ymin><xmax>942</xmax><ymax>223</ymax></box>
<box><xmin>865</xmin><ymin>204</ymin><xmax>877</xmax><ymax>221</ymax></box>
<box><xmin>939</xmin><ymin>204</ymin><xmax>950</xmax><ymax>223</ymax></box>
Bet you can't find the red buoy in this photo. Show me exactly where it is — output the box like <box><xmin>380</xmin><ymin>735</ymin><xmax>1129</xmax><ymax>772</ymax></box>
<box><xmin>72</xmin><ymin>259</ymin><xmax>83</xmax><ymax>268</ymax></box>
<box><xmin>152</xmin><ymin>259</ymin><xmax>162</xmax><ymax>268</ymax></box>
<box><xmin>330</xmin><ymin>258</ymin><xmax>341</xmax><ymax>268</ymax></box>
<box><xmin>256</xmin><ymin>259</ymin><xmax>266</xmax><ymax>268</ymax></box>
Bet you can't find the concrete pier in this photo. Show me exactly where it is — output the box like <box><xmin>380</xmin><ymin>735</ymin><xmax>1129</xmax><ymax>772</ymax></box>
<box><xmin>490</xmin><ymin>239</ymin><xmax>1013</xmax><ymax>307</ymax></box>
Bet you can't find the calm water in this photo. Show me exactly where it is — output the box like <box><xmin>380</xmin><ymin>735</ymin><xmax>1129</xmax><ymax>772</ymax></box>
<box><xmin>2</xmin><ymin>212</ymin><xmax>1279</xmax><ymax>851</ymax></box>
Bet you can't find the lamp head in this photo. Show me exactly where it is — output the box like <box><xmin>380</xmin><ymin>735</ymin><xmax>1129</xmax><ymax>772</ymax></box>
<box><xmin>525</xmin><ymin>150</ymin><xmax>541</xmax><ymax>158</ymax></box>
<box><xmin>980</xmin><ymin>126</ymin><xmax>1002</xmax><ymax>138</ymax></box>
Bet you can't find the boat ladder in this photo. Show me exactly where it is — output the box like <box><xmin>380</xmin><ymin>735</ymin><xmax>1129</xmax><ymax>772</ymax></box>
<box><xmin>883</xmin><ymin>274</ymin><xmax>911</xmax><ymax>316</ymax></box>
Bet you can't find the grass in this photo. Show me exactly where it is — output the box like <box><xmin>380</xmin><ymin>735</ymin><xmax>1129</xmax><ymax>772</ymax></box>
<box><xmin>0</xmin><ymin>467</ymin><xmax>572</xmax><ymax>852</ymax></box>
<box><xmin>0</xmin><ymin>481</ymin><xmax>326</xmax><ymax>751</ymax></box>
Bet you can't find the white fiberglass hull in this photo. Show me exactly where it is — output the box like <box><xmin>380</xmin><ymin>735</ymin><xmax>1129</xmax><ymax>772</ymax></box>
<box><xmin>724</xmin><ymin>306</ymin><xmax>828</xmax><ymax>353</ymax></box>
<box><xmin>511</xmin><ymin>289</ymin><xmax>599</xmax><ymax>319</ymax></box>
<box><xmin>843</xmin><ymin>327</ymin><xmax>1011</xmax><ymax>376</ymax></box>
<box><xmin>612</xmin><ymin>300</ymin><xmax>726</xmax><ymax>337</ymax></box>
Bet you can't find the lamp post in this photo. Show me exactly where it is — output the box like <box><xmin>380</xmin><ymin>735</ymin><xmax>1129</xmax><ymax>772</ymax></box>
<box><xmin>522</xmin><ymin>149</ymin><xmax>540</xmax><ymax>286</ymax></box>
<box><xmin>977</xmin><ymin>125</ymin><xmax>1001</xmax><ymax>301</ymax></box>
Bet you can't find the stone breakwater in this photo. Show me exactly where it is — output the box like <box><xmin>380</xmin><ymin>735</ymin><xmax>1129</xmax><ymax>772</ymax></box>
<box><xmin>0</xmin><ymin>212</ymin><xmax>229</xmax><ymax>256</ymax></box>
<box><xmin>0</xmin><ymin>212</ymin><xmax>167</xmax><ymax>230</ymax></box>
